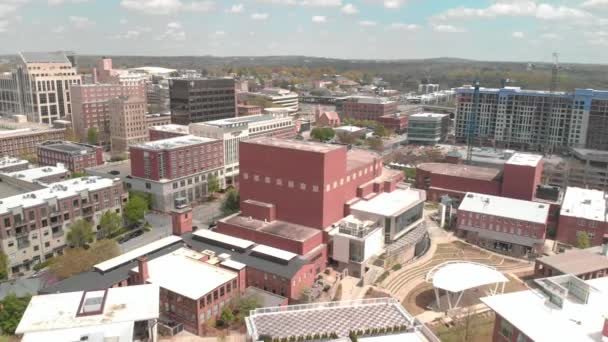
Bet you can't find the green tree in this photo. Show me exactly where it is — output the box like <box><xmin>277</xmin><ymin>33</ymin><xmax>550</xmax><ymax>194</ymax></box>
<box><xmin>218</xmin><ymin>306</ymin><xmax>235</xmax><ymax>327</ymax></box>
<box><xmin>0</xmin><ymin>294</ymin><xmax>31</xmax><ymax>334</ymax></box>
<box><xmin>49</xmin><ymin>240</ymin><xmax>120</xmax><ymax>280</ymax></box>
<box><xmin>576</xmin><ymin>232</ymin><xmax>591</xmax><ymax>249</ymax></box>
<box><xmin>87</xmin><ymin>127</ymin><xmax>98</xmax><ymax>145</ymax></box>
<box><xmin>71</xmin><ymin>171</ymin><xmax>88</xmax><ymax>178</ymax></box>
<box><xmin>0</xmin><ymin>251</ymin><xmax>8</xmax><ymax>280</ymax></box>
<box><xmin>207</xmin><ymin>175</ymin><xmax>221</xmax><ymax>194</ymax></box>
<box><xmin>373</xmin><ymin>124</ymin><xmax>389</xmax><ymax>137</ymax></box>
<box><xmin>367</xmin><ymin>137</ymin><xmax>384</xmax><ymax>152</ymax></box>
<box><xmin>310</xmin><ymin>127</ymin><xmax>335</xmax><ymax>142</ymax></box>
<box><xmin>124</xmin><ymin>194</ymin><xmax>148</xmax><ymax>226</ymax></box>
<box><xmin>99</xmin><ymin>210</ymin><xmax>122</xmax><ymax>239</ymax></box>
<box><xmin>66</xmin><ymin>219</ymin><xmax>94</xmax><ymax>248</ymax></box>
<box><xmin>221</xmin><ymin>189</ymin><xmax>240</xmax><ymax>216</ymax></box>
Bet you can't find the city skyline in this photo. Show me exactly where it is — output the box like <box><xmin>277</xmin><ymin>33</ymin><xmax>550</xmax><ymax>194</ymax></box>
<box><xmin>0</xmin><ymin>0</ymin><xmax>606</xmax><ymax>64</ymax></box>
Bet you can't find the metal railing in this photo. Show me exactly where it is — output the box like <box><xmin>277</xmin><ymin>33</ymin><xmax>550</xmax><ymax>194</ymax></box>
<box><xmin>250</xmin><ymin>297</ymin><xmax>403</xmax><ymax>316</ymax></box>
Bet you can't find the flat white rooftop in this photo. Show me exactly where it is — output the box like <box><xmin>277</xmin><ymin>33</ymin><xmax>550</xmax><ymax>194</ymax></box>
<box><xmin>4</xmin><ymin>164</ymin><xmax>68</xmax><ymax>182</ymax></box>
<box><xmin>94</xmin><ymin>235</ymin><xmax>182</xmax><ymax>272</ymax></box>
<box><xmin>427</xmin><ymin>261</ymin><xmax>508</xmax><ymax>293</ymax></box>
<box><xmin>459</xmin><ymin>192</ymin><xmax>549</xmax><ymax>224</ymax></box>
<box><xmin>16</xmin><ymin>284</ymin><xmax>159</xmax><ymax>335</ymax></box>
<box><xmin>335</xmin><ymin>125</ymin><xmax>364</xmax><ymax>132</ymax></box>
<box><xmin>560</xmin><ymin>187</ymin><xmax>608</xmax><ymax>222</ymax></box>
<box><xmin>481</xmin><ymin>276</ymin><xmax>608</xmax><ymax>342</ymax></box>
<box><xmin>0</xmin><ymin>156</ymin><xmax>27</xmax><ymax>168</ymax></box>
<box><xmin>135</xmin><ymin>134</ymin><xmax>216</xmax><ymax>150</ymax></box>
<box><xmin>351</xmin><ymin>189</ymin><xmax>424</xmax><ymax>217</ymax></box>
<box><xmin>133</xmin><ymin>247</ymin><xmax>237</xmax><ymax>300</ymax></box>
<box><xmin>409</xmin><ymin>113</ymin><xmax>448</xmax><ymax>120</ymax></box>
<box><xmin>0</xmin><ymin>176</ymin><xmax>115</xmax><ymax>215</ymax></box>
<box><xmin>193</xmin><ymin>228</ymin><xmax>254</xmax><ymax>250</ymax></box>
<box><xmin>150</xmin><ymin>124</ymin><xmax>189</xmax><ymax>134</ymax></box>
<box><xmin>506</xmin><ymin>153</ymin><xmax>542</xmax><ymax>167</ymax></box>
<box><xmin>252</xmin><ymin>244</ymin><xmax>297</xmax><ymax>261</ymax></box>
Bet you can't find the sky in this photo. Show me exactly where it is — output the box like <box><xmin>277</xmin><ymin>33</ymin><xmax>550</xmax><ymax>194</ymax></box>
<box><xmin>0</xmin><ymin>0</ymin><xmax>607</xmax><ymax>63</ymax></box>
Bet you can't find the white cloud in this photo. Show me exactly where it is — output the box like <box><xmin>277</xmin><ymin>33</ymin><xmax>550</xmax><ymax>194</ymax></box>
<box><xmin>0</xmin><ymin>0</ymin><xmax>28</xmax><ymax>19</ymax></box>
<box><xmin>251</xmin><ymin>13</ymin><xmax>269</xmax><ymax>20</ymax></box>
<box><xmin>52</xmin><ymin>25</ymin><xmax>65</xmax><ymax>34</ymax></box>
<box><xmin>341</xmin><ymin>3</ymin><xmax>357</xmax><ymax>15</ymax></box>
<box><xmin>113</xmin><ymin>30</ymin><xmax>141</xmax><ymax>39</ymax></box>
<box><xmin>255</xmin><ymin>0</ymin><xmax>341</xmax><ymax>6</ymax></box>
<box><xmin>227</xmin><ymin>3</ymin><xmax>244</xmax><ymax>13</ymax></box>
<box><xmin>359</xmin><ymin>20</ymin><xmax>377</xmax><ymax>27</ymax></box>
<box><xmin>121</xmin><ymin>0</ymin><xmax>214</xmax><ymax>15</ymax></box>
<box><xmin>512</xmin><ymin>31</ymin><xmax>525</xmax><ymax>38</ymax></box>
<box><xmin>432</xmin><ymin>24</ymin><xmax>466</xmax><ymax>33</ymax></box>
<box><xmin>48</xmin><ymin>0</ymin><xmax>89</xmax><ymax>5</ymax></box>
<box><xmin>434</xmin><ymin>1</ymin><xmax>591</xmax><ymax>22</ymax></box>
<box><xmin>581</xmin><ymin>0</ymin><xmax>608</xmax><ymax>10</ymax></box>
<box><xmin>383</xmin><ymin>0</ymin><xmax>404</xmax><ymax>9</ymax></box>
<box><xmin>157</xmin><ymin>21</ymin><xmax>186</xmax><ymax>40</ymax></box>
<box><xmin>119</xmin><ymin>18</ymin><xmax>128</xmax><ymax>24</ymax></box>
<box><xmin>541</xmin><ymin>32</ymin><xmax>559</xmax><ymax>40</ymax></box>
<box><xmin>389</xmin><ymin>22</ymin><xmax>419</xmax><ymax>30</ymax></box>
<box><xmin>184</xmin><ymin>1</ymin><xmax>214</xmax><ymax>12</ymax></box>
<box><xmin>300</xmin><ymin>0</ymin><xmax>341</xmax><ymax>6</ymax></box>
<box><xmin>0</xmin><ymin>20</ymin><xmax>7</xmax><ymax>33</ymax></box>
<box><xmin>208</xmin><ymin>30</ymin><xmax>226</xmax><ymax>39</ymax></box>
<box><xmin>69</xmin><ymin>16</ymin><xmax>94</xmax><ymax>28</ymax></box>
<box><xmin>312</xmin><ymin>15</ymin><xmax>327</xmax><ymax>23</ymax></box>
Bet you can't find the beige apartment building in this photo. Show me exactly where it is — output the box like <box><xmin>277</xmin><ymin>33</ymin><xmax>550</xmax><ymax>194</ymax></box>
<box><xmin>0</xmin><ymin>176</ymin><xmax>126</xmax><ymax>278</ymax></box>
<box><xmin>17</xmin><ymin>52</ymin><xmax>82</xmax><ymax>124</ymax></box>
<box><xmin>109</xmin><ymin>96</ymin><xmax>147</xmax><ymax>156</ymax></box>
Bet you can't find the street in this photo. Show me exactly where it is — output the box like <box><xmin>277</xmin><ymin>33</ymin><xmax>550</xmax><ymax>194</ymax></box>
<box><xmin>119</xmin><ymin>197</ymin><xmax>225</xmax><ymax>252</ymax></box>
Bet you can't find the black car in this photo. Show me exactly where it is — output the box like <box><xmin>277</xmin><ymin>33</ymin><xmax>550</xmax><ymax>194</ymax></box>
<box><xmin>129</xmin><ymin>229</ymin><xmax>144</xmax><ymax>239</ymax></box>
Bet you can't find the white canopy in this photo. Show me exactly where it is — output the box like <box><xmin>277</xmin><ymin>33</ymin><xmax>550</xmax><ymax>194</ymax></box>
<box><xmin>427</xmin><ymin>261</ymin><xmax>508</xmax><ymax>293</ymax></box>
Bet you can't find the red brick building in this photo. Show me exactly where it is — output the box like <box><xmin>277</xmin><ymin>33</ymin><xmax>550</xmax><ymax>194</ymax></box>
<box><xmin>71</xmin><ymin>83</ymin><xmax>145</xmax><ymax>145</ymax></box>
<box><xmin>315</xmin><ymin>109</ymin><xmax>341</xmax><ymax>128</ymax></box>
<box><xmin>557</xmin><ymin>187</ymin><xmax>608</xmax><ymax>247</ymax></box>
<box><xmin>237</xmin><ymin>104</ymin><xmax>262</xmax><ymax>116</ymax></box>
<box><xmin>236</xmin><ymin>138</ymin><xmax>384</xmax><ymax>230</ymax></box>
<box><xmin>37</xmin><ymin>141</ymin><xmax>103</xmax><ymax>173</ymax></box>
<box><xmin>501</xmin><ymin>154</ymin><xmax>543</xmax><ymax>201</ymax></box>
<box><xmin>148</xmin><ymin>124</ymin><xmax>190</xmax><ymax>141</ymax></box>
<box><xmin>129</xmin><ymin>248</ymin><xmax>246</xmax><ymax>336</ymax></box>
<box><xmin>378</xmin><ymin>113</ymin><xmax>408</xmax><ymax>134</ymax></box>
<box><xmin>417</xmin><ymin>153</ymin><xmax>544</xmax><ymax>204</ymax></box>
<box><xmin>342</xmin><ymin>96</ymin><xmax>398</xmax><ymax>121</ymax></box>
<box><xmin>129</xmin><ymin>135</ymin><xmax>224</xmax><ymax>212</ymax></box>
<box><xmin>416</xmin><ymin>163</ymin><xmax>503</xmax><ymax>202</ymax></box>
<box><xmin>457</xmin><ymin>192</ymin><xmax>550</xmax><ymax>257</ymax></box>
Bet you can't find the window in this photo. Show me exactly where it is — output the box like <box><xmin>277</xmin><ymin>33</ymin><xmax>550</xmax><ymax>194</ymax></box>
<box><xmin>288</xmin><ymin>181</ymin><xmax>294</xmax><ymax>188</ymax></box>
<box><xmin>145</xmin><ymin>182</ymin><xmax>151</xmax><ymax>189</ymax></box>
<box><xmin>516</xmin><ymin>333</ymin><xmax>527</xmax><ymax>342</ymax></box>
<box><xmin>500</xmin><ymin>319</ymin><xmax>513</xmax><ymax>339</ymax></box>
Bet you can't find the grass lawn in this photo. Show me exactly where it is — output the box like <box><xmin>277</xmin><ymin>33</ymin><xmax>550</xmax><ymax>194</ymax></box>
<box><xmin>433</xmin><ymin>314</ymin><xmax>495</xmax><ymax>342</ymax></box>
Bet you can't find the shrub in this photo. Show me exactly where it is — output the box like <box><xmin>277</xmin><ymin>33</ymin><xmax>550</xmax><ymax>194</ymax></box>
<box><xmin>391</xmin><ymin>263</ymin><xmax>402</xmax><ymax>271</ymax></box>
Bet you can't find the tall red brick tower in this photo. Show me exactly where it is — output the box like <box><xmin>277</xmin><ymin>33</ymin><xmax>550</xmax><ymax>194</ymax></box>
<box><xmin>501</xmin><ymin>153</ymin><xmax>543</xmax><ymax>201</ymax></box>
<box><xmin>171</xmin><ymin>205</ymin><xmax>193</xmax><ymax>236</ymax></box>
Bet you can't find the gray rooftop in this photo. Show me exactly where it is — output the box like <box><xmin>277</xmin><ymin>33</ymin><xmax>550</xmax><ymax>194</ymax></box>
<box><xmin>20</xmin><ymin>52</ymin><xmax>70</xmax><ymax>64</ymax></box>
<box><xmin>244</xmin><ymin>287</ymin><xmax>287</xmax><ymax>308</ymax></box>
<box><xmin>537</xmin><ymin>248</ymin><xmax>608</xmax><ymax>275</ymax></box>
<box><xmin>247</xmin><ymin>298</ymin><xmax>414</xmax><ymax>340</ymax></box>
<box><xmin>39</xmin><ymin>141</ymin><xmax>96</xmax><ymax>155</ymax></box>
<box><xmin>0</xmin><ymin>277</ymin><xmax>42</xmax><ymax>300</ymax></box>
<box><xmin>41</xmin><ymin>231</ymin><xmax>312</xmax><ymax>294</ymax></box>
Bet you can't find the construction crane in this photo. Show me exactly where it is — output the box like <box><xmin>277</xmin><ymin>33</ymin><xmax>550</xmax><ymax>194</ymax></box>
<box><xmin>543</xmin><ymin>52</ymin><xmax>560</xmax><ymax>154</ymax></box>
<box><xmin>466</xmin><ymin>80</ymin><xmax>480</xmax><ymax>164</ymax></box>
<box><xmin>550</xmin><ymin>52</ymin><xmax>560</xmax><ymax>93</ymax></box>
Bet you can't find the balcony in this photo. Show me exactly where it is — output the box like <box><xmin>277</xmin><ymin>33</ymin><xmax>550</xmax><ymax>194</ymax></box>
<box><xmin>82</xmin><ymin>207</ymin><xmax>94</xmax><ymax>217</ymax></box>
<box><xmin>17</xmin><ymin>237</ymin><xmax>30</xmax><ymax>249</ymax></box>
<box><xmin>52</xmin><ymin>228</ymin><xmax>64</xmax><ymax>238</ymax></box>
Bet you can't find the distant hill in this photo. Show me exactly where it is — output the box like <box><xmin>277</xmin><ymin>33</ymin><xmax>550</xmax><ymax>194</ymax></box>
<box><xmin>2</xmin><ymin>54</ymin><xmax>607</xmax><ymax>91</ymax></box>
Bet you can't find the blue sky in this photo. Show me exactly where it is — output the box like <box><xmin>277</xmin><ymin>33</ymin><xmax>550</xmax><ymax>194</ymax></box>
<box><xmin>0</xmin><ymin>0</ymin><xmax>607</xmax><ymax>63</ymax></box>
